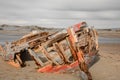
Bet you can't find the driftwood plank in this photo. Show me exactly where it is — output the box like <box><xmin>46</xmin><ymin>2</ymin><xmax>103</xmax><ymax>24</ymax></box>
<box><xmin>39</xmin><ymin>46</ymin><xmax>59</xmax><ymax>65</ymax></box>
<box><xmin>28</xmin><ymin>49</ymin><xmax>44</xmax><ymax>67</ymax></box>
<box><xmin>44</xmin><ymin>33</ymin><xmax>68</xmax><ymax>48</ymax></box>
<box><xmin>53</xmin><ymin>42</ymin><xmax>69</xmax><ymax>64</ymax></box>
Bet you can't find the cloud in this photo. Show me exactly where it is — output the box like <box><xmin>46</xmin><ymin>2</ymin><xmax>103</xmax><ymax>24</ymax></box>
<box><xmin>39</xmin><ymin>0</ymin><xmax>120</xmax><ymax>11</ymax></box>
<box><xmin>0</xmin><ymin>0</ymin><xmax>120</xmax><ymax>28</ymax></box>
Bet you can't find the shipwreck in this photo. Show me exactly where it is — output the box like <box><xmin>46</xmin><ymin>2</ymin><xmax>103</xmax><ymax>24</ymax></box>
<box><xmin>0</xmin><ymin>22</ymin><xmax>99</xmax><ymax>80</ymax></box>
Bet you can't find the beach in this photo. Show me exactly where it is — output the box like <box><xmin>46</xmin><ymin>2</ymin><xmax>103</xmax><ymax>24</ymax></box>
<box><xmin>0</xmin><ymin>27</ymin><xmax>120</xmax><ymax>80</ymax></box>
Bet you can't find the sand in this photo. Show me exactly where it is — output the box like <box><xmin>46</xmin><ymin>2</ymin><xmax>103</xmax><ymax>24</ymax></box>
<box><xmin>98</xmin><ymin>30</ymin><xmax>120</xmax><ymax>38</ymax></box>
<box><xmin>90</xmin><ymin>43</ymin><xmax>120</xmax><ymax>80</ymax></box>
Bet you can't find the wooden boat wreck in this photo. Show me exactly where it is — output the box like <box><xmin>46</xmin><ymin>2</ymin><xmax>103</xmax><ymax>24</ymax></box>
<box><xmin>0</xmin><ymin>22</ymin><xmax>99</xmax><ymax>80</ymax></box>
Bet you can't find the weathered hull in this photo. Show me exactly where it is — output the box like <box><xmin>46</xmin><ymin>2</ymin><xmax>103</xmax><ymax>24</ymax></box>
<box><xmin>0</xmin><ymin>22</ymin><xmax>99</xmax><ymax>80</ymax></box>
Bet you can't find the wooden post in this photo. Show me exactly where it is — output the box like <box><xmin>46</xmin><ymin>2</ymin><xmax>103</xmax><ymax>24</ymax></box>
<box><xmin>40</xmin><ymin>46</ymin><xmax>59</xmax><ymax>65</ymax></box>
<box><xmin>53</xmin><ymin>43</ymin><xmax>64</xmax><ymax>62</ymax></box>
<box><xmin>53</xmin><ymin>42</ymin><xmax>69</xmax><ymax>64</ymax></box>
<box><xmin>76</xmin><ymin>46</ymin><xmax>92</xmax><ymax>80</ymax></box>
<box><xmin>28</xmin><ymin>49</ymin><xmax>44</xmax><ymax>67</ymax></box>
<box><xmin>16</xmin><ymin>53</ymin><xmax>23</xmax><ymax>66</ymax></box>
<box><xmin>66</xmin><ymin>37</ymin><xmax>77</xmax><ymax>60</ymax></box>
<box><xmin>67</xmin><ymin>28</ymin><xmax>78</xmax><ymax>60</ymax></box>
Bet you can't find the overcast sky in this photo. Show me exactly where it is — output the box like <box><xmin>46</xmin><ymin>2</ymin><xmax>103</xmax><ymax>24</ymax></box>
<box><xmin>0</xmin><ymin>0</ymin><xmax>120</xmax><ymax>28</ymax></box>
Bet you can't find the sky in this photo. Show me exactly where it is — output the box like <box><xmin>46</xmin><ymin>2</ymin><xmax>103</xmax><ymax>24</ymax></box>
<box><xmin>0</xmin><ymin>0</ymin><xmax>120</xmax><ymax>29</ymax></box>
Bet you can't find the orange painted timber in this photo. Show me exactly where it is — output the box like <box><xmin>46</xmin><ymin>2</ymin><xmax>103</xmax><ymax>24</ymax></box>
<box><xmin>37</xmin><ymin>64</ymin><xmax>53</xmax><ymax>72</ymax></box>
<box><xmin>47</xmin><ymin>65</ymin><xmax>69</xmax><ymax>73</ymax></box>
<box><xmin>77</xmin><ymin>51</ymin><xmax>84</xmax><ymax>62</ymax></box>
<box><xmin>7</xmin><ymin>61</ymin><xmax>20</xmax><ymax>68</ymax></box>
<box><xmin>38</xmin><ymin>61</ymin><xmax>79</xmax><ymax>73</ymax></box>
<box><xmin>70</xmin><ymin>60</ymin><xmax>78</xmax><ymax>68</ymax></box>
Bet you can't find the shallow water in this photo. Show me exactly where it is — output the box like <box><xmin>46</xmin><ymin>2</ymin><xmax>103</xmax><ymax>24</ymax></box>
<box><xmin>0</xmin><ymin>34</ymin><xmax>22</xmax><ymax>45</ymax></box>
<box><xmin>0</xmin><ymin>34</ymin><xmax>120</xmax><ymax>45</ymax></box>
<box><xmin>99</xmin><ymin>37</ymin><xmax>120</xmax><ymax>43</ymax></box>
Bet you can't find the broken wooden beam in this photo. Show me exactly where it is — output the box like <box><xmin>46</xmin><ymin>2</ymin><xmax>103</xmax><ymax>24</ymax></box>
<box><xmin>28</xmin><ymin>48</ymin><xmax>44</xmax><ymax>67</ymax></box>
